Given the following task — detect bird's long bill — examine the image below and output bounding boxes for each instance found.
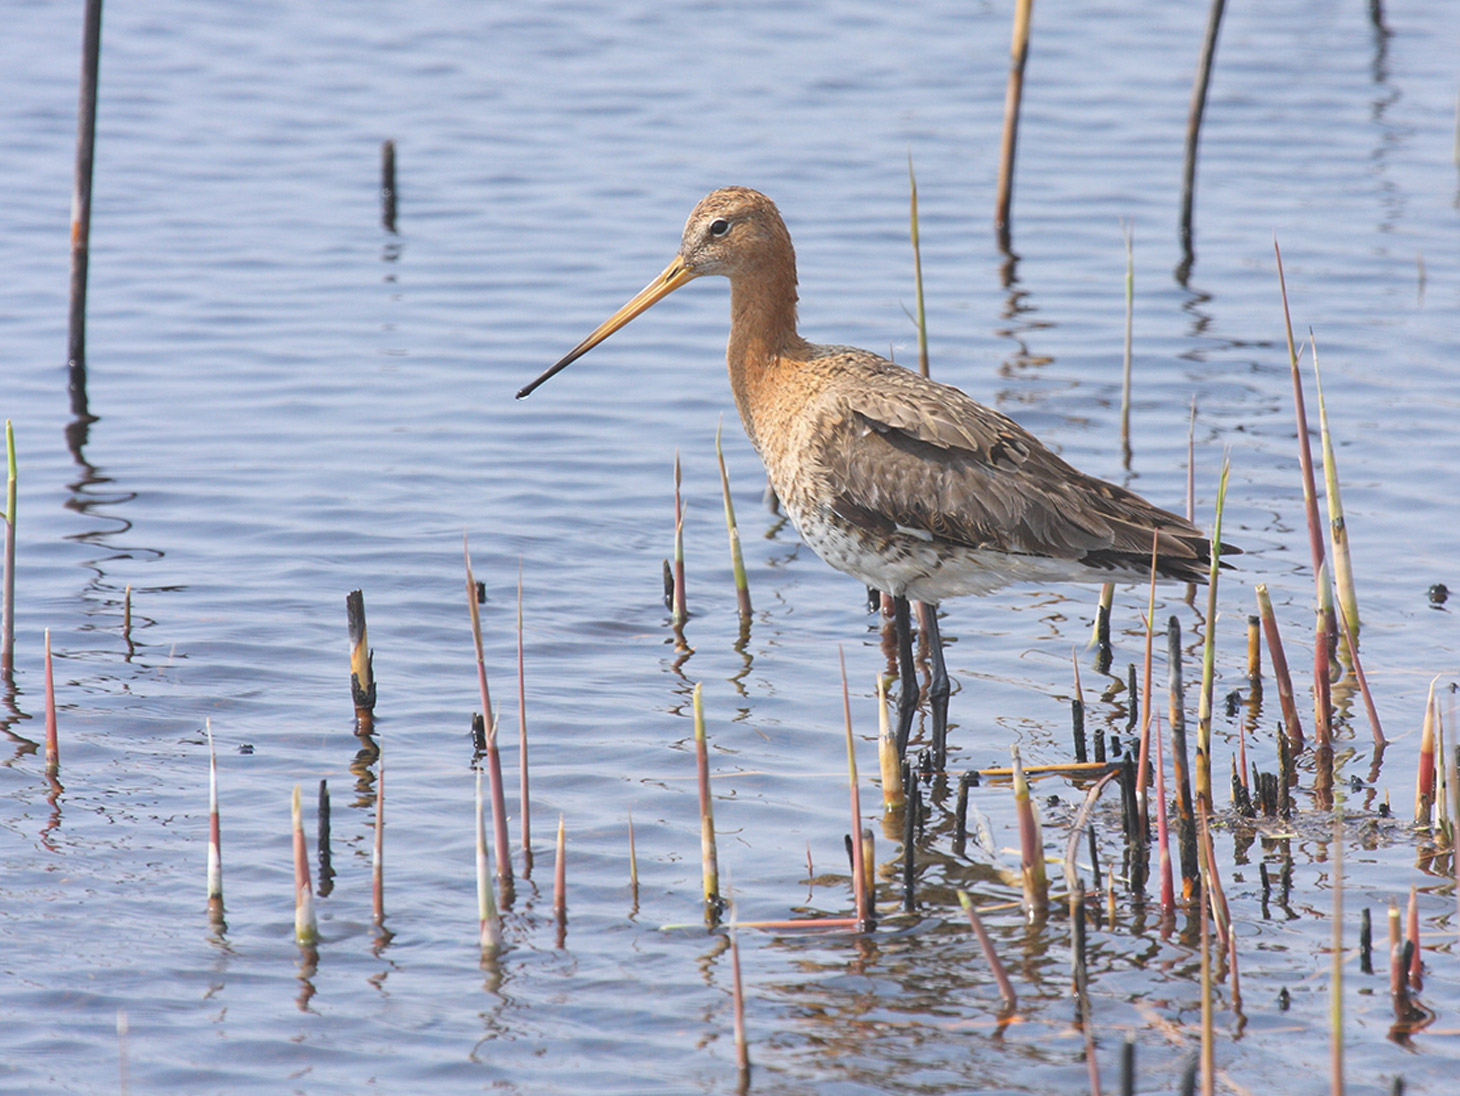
[516,256,699,399]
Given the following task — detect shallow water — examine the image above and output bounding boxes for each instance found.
[2,1,1459,1093]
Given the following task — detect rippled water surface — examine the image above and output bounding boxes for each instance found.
[3,1,1459,1093]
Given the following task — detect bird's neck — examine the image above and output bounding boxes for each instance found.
[725,264,805,454]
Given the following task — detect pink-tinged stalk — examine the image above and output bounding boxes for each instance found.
[292,785,318,947]
[1274,242,1335,735]
[44,629,59,775]
[1154,712,1174,917]
[206,719,223,916]
[1416,679,1437,827]
[465,538,512,888]
[958,891,1017,1013]
[476,770,502,956]
[1335,599,1384,747]
[1255,584,1305,751]
[839,650,869,929]
[464,539,495,730]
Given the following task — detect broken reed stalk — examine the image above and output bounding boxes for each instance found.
[1246,614,1261,688]
[958,891,1017,1013]
[1312,339,1360,639]
[1330,810,1344,1096]
[1120,220,1134,467]
[1275,243,1335,738]
[345,589,375,733]
[693,683,722,923]
[1254,584,1305,749]
[1168,617,1200,899]
[516,565,531,867]
[2,420,14,674]
[317,779,333,898]
[44,629,59,777]
[715,421,753,619]
[476,770,502,956]
[67,0,104,414]
[1011,746,1048,921]
[380,139,397,233]
[205,719,223,922]
[839,650,870,930]
[464,540,512,887]
[994,0,1034,250]
[672,452,687,631]
[1089,582,1114,668]
[876,675,904,811]
[1071,649,1088,762]
[729,922,750,1082]
[1416,678,1437,827]
[1179,0,1227,259]
[292,784,318,948]
[553,813,567,943]
[372,750,385,925]
[908,154,930,378]
[1194,456,1231,814]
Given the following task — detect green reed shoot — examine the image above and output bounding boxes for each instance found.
[693,683,721,923]
[908,154,929,378]
[715,420,753,619]
[1195,456,1230,813]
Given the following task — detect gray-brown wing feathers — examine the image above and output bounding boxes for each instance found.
[819,355,1216,581]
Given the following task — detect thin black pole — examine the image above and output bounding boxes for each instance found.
[67,0,105,420]
[1178,0,1227,267]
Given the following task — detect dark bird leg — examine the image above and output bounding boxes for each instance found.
[917,600,949,769]
[892,595,918,757]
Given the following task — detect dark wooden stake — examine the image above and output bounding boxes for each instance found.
[67,0,105,419]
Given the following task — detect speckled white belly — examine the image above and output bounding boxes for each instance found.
[785,500,1136,604]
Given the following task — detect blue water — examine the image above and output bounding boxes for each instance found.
[2,1,1458,1092]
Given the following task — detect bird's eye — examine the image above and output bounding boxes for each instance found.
[708,218,730,237]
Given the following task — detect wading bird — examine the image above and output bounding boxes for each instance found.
[518,187,1226,762]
